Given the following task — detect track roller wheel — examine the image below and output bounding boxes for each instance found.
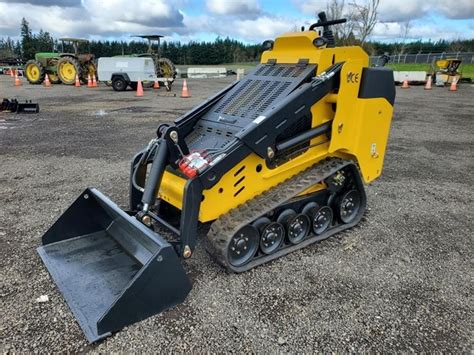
[253,217,284,254]
[303,202,332,235]
[312,206,333,234]
[278,209,310,245]
[227,225,259,267]
[337,189,362,224]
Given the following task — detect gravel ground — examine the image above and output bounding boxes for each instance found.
[0,76,473,352]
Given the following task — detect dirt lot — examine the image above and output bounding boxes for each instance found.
[0,76,473,352]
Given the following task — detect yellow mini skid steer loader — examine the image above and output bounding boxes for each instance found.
[37,12,395,342]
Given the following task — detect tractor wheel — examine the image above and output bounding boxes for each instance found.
[57,56,82,85]
[48,72,62,84]
[157,57,176,79]
[82,61,97,83]
[24,60,45,84]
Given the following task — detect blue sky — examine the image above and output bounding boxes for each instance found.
[0,0,473,44]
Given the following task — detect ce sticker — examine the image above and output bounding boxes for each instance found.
[347,72,359,83]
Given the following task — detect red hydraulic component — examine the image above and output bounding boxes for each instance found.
[179,151,211,178]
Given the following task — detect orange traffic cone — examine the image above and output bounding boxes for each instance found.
[10,69,14,78]
[449,78,458,92]
[14,72,22,86]
[44,73,51,88]
[180,79,190,98]
[424,75,432,90]
[75,74,81,87]
[136,79,144,97]
[92,74,98,87]
[153,80,160,89]
[401,79,409,89]
[87,74,93,88]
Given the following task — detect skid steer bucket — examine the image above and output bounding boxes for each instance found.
[37,188,191,342]
[16,102,39,114]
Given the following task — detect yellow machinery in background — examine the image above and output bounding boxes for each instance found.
[432,58,463,86]
[37,12,395,342]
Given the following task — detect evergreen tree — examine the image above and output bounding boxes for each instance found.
[5,18,474,63]
[20,18,36,60]
[36,30,54,52]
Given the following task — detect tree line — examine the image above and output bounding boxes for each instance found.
[1,18,473,65]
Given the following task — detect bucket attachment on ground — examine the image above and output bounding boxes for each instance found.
[17,101,39,113]
[37,188,192,342]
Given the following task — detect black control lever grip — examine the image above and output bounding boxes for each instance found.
[309,18,347,30]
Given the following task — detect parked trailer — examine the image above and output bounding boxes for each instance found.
[98,57,173,91]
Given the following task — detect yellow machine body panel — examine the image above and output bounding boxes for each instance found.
[159,30,393,222]
[328,60,393,181]
[160,149,331,222]
[261,31,368,76]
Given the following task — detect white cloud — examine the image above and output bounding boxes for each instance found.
[0,2,90,37]
[372,21,471,41]
[294,0,474,21]
[0,0,185,40]
[0,0,472,43]
[7,0,80,6]
[377,1,431,22]
[83,0,184,27]
[435,0,474,19]
[293,0,474,41]
[292,0,329,16]
[206,0,260,15]
[234,16,294,40]
[378,0,474,21]
[183,12,295,42]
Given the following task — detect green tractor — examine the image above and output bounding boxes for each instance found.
[24,38,96,85]
[133,35,177,85]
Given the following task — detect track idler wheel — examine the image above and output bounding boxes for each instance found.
[253,217,285,254]
[277,209,310,245]
[227,225,259,267]
[337,189,361,224]
[303,202,333,235]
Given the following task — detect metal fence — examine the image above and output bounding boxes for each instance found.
[369,52,474,65]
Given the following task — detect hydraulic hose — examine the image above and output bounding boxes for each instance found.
[141,139,169,212]
[131,144,158,193]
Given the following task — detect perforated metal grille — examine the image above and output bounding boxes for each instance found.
[186,63,316,151]
[253,64,307,78]
[185,123,235,149]
[203,63,316,127]
[214,80,291,120]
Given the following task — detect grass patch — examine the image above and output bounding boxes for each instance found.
[388,63,474,79]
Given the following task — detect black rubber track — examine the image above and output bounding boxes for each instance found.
[205,157,367,273]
